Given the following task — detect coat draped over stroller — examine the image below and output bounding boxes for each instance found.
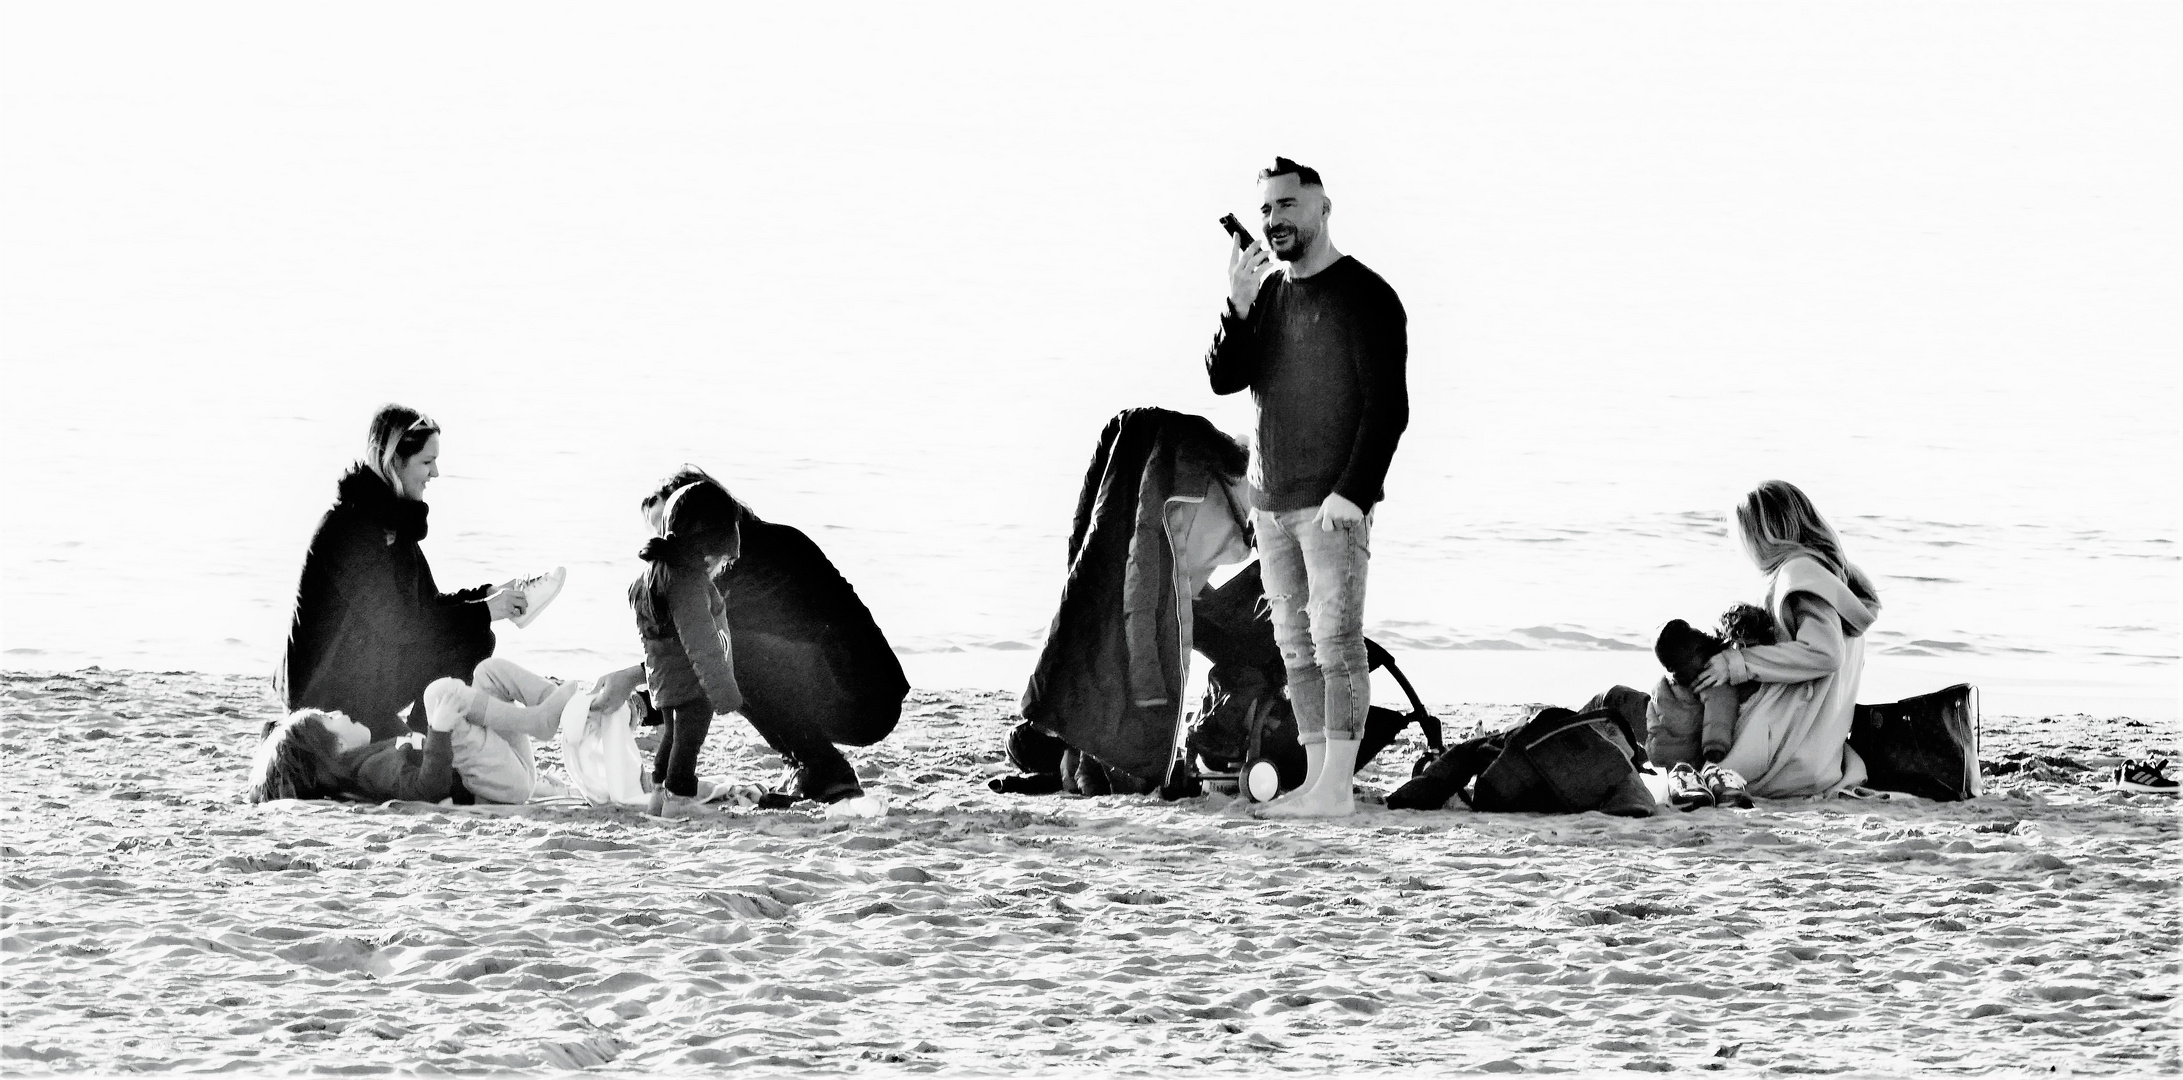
[1019,408,1252,785]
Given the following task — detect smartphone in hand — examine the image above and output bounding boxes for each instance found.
[1219,214,1258,250]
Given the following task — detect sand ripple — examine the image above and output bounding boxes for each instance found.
[2,669,2177,1075]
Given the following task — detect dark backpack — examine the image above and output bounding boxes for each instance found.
[1392,706,1654,817]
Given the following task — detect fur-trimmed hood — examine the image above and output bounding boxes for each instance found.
[334,464,429,544]
[278,465,492,741]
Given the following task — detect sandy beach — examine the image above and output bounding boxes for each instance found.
[2,667,2175,1076]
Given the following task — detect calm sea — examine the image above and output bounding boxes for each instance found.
[3,5,2174,719]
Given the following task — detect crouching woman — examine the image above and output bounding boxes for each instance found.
[1649,480,1882,802]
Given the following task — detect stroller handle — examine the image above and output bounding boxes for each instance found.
[1365,637,1442,754]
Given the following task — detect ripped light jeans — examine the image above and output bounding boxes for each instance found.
[1253,506,1372,745]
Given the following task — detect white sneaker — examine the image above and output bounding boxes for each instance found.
[508,567,565,629]
[1701,762,1754,809]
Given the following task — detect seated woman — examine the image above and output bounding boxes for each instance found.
[248,657,578,804]
[1649,480,1882,806]
[277,405,539,741]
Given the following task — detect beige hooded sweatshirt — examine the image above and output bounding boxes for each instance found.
[1718,555,1881,797]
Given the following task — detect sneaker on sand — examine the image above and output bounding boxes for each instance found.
[508,567,565,630]
[2116,758,2180,794]
[1701,762,1755,809]
[1666,762,1714,811]
[646,788,707,819]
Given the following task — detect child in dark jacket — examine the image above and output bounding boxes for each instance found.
[629,476,753,818]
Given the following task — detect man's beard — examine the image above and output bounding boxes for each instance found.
[1268,221,1315,261]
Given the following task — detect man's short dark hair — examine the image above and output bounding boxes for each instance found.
[1258,156,1323,188]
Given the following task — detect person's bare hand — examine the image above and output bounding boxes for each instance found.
[485,587,527,622]
[1227,240,1270,316]
[1692,652,1735,692]
[1314,493,1365,532]
[588,666,645,722]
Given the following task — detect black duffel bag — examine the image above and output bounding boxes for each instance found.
[1851,683,1981,801]
[1391,705,1655,818]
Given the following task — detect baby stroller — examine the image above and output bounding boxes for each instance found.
[1011,405,1441,801]
[1174,562,1443,801]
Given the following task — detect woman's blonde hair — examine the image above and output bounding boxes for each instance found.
[364,404,441,499]
[1733,480,1879,604]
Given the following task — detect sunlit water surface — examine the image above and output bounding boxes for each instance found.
[3,5,2174,718]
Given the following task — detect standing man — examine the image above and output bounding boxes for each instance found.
[1206,157,1409,818]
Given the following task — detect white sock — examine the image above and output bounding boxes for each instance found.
[421,678,473,732]
[1264,739,1327,804]
[1319,737,1362,791]
[471,685,569,741]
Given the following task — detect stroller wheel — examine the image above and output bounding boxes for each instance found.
[1243,758,1282,803]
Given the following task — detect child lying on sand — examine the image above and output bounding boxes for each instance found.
[248,658,576,804]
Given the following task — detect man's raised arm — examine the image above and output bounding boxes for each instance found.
[1206,240,1271,395]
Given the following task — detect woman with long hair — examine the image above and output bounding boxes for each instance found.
[1648,480,1882,804]
[277,404,538,741]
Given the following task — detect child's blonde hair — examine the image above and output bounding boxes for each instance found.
[247,709,348,803]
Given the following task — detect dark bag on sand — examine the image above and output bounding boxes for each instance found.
[1851,684,1981,801]
[1390,706,1654,817]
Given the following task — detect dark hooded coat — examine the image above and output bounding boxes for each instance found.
[1019,408,1248,783]
[277,466,496,741]
[719,518,908,749]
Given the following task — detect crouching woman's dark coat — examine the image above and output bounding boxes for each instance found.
[277,466,496,741]
[720,517,908,749]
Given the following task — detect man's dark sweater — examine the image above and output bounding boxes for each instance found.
[1204,255,1409,512]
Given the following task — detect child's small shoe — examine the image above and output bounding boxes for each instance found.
[823,793,887,819]
[647,787,706,819]
[1700,762,1754,809]
[507,567,565,630]
[422,678,473,732]
[1666,762,1714,811]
